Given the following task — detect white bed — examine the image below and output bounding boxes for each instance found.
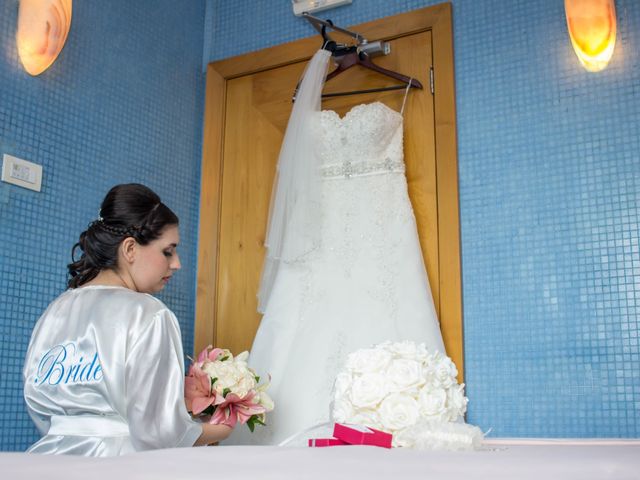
[2,439,639,480]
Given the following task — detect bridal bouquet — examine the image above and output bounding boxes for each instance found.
[332,341,482,449]
[184,346,274,431]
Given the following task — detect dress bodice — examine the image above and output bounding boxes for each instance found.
[317,102,405,179]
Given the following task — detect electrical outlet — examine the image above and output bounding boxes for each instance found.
[1,154,43,192]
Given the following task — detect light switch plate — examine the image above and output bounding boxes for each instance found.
[1,154,43,192]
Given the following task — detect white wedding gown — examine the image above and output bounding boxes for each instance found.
[227,98,445,446]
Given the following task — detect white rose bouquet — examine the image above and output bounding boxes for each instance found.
[333,341,482,449]
[185,346,274,431]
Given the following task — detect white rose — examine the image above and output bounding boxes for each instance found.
[232,373,257,398]
[346,348,392,374]
[350,409,383,430]
[333,372,352,400]
[421,364,436,385]
[446,384,468,420]
[386,359,425,392]
[415,343,430,360]
[349,372,388,408]
[378,393,420,431]
[202,361,239,390]
[418,385,448,420]
[332,398,355,423]
[203,361,256,396]
[432,355,458,389]
[232,358,251,374]
[232,360,257,385]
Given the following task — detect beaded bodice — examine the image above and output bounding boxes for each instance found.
[318,102,405,179]
[313,99,416,288]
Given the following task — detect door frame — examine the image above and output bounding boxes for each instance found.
[194,2,464,377]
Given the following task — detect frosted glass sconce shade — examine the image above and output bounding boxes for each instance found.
[565,0,616,72]
[16,0,72,76]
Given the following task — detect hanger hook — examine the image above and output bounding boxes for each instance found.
[321,23,328,41]
[321,21,333,43]
[321,22,337,52]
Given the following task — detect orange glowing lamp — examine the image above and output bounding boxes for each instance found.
[16,0,72,76]
[565,0,616,72]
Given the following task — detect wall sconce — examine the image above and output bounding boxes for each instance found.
[292,0,352,17]
[16,0,72,76]
[565,0,616,72]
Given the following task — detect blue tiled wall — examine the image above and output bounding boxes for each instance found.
[205,0,640,437]
[2,0,638,453]
[0,0,206,450]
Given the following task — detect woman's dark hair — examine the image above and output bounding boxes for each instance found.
[67,183,179,288]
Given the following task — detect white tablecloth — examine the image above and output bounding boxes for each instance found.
[2,439,639,480]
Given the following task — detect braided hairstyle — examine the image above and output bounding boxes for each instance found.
[67,184,179,288]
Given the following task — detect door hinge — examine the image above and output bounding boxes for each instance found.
[429,66,434,95]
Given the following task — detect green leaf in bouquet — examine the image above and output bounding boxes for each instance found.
[202,405,215,416]
[220,356,229,361]
[247,414,266,432]
[246,414,266,432]
[222,388,231,397]
[247,418,256,432]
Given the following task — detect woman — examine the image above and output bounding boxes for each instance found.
[23,183,231,456]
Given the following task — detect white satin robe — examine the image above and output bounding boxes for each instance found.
[23,285,202,456]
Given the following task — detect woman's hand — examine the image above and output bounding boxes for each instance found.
[194,423,233,446]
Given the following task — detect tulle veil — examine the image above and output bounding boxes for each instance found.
[257,49,331,313]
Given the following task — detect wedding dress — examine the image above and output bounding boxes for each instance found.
[227,50,445,446]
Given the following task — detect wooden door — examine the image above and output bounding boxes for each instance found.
[195,4,463,378]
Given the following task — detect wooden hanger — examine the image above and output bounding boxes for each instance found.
[323,49,423,98]
[292,15,422,100]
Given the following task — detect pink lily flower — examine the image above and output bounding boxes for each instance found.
[209,391,267,428]
[195,345,225,366]
[184,364,218,415]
